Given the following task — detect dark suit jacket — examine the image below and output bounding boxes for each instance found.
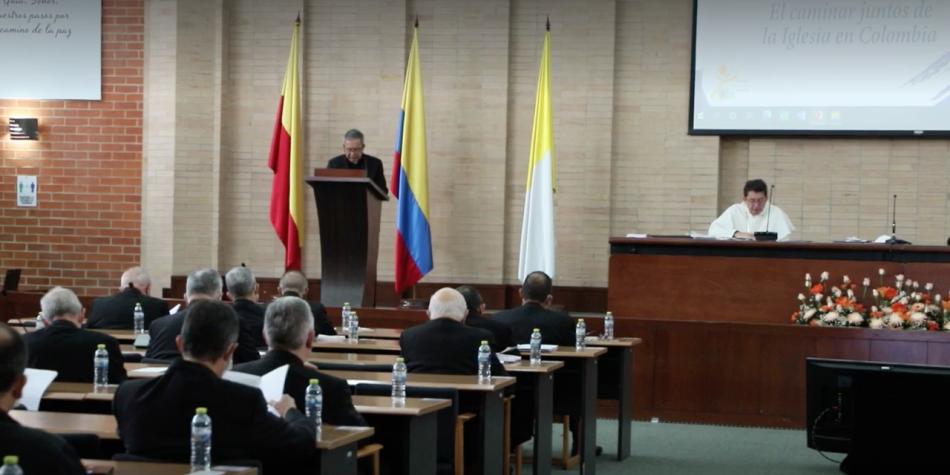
[231,299,265,364]
[327,154,388,195]
[23,320,126,383]
[399,318,508,377]
[113,359,317,472]
[266,291,336,336]
[491,302,576,346]
[0,410,87,475]
[233,349,365,427]
[144,310,186,361]
[466,312,515,353]
[87,287,169,329]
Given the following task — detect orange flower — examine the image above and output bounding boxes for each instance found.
[877,287,898,300]
[892,303,908,314]
[820,305,832,312]
[942,299,950,311]
[835,297,851,307]
[810,283,824,295]
[853,303,866,313]
[871,310,883,318]
[790,311,800,323]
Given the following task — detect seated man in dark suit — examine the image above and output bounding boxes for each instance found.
[272,270,336,336]
[23,287,126,383]
[0,322,87,475]
[234,296,365,427]
[224,265,266,362]
[87,266,169,329]
[456,285,514,353]
[114,300,317,472]
[400,288,507,377]
[492,271,583,453]
[146,268,225,361]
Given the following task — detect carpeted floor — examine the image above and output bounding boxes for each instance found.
[525,419,842,475]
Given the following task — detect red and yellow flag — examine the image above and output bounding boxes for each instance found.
[268,18,304,270]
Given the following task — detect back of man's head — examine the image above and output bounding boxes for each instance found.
[743,179,768,197]
[40,286,82,321]
[185,268,222,302]
[0,322,27,395]
[278,270,308,297]
[522,271,553,303]
[456,285,484,316]
[120,266,151,291]
[264,296,314,351]
[428,288,467,322]
[225,266,256,300]
[181,300,239,361]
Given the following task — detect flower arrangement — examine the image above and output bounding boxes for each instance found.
[791,269,950,331]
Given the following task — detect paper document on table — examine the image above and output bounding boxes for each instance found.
[129,366,167,377]
[515,344,557,352]
[21,368,57,411]
[133,334,150,348]
[625,233,647,238]
[317,334,346,342]
[497,354,522,364]
[168,304,181,315]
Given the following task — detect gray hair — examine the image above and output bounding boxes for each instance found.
[120,267,151,290]
[427,288,467,322]
[344,128,364,143]
[40,286,82,320]
[185,268,222,300]
[225,266,256,299]
[264,296,314,351]
[278,270,308,296]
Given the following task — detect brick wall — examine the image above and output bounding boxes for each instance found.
[0,0,144,296]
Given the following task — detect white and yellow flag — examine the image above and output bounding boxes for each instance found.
[518,24,556,280]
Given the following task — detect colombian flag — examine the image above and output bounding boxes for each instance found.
[391,23,433,293]
[268,18,304,270]
[518,22,556,280]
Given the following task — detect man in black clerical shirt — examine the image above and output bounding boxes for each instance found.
[269,270,335,336]
[456,285,514,353]
[326,128,388,194]
[0,322,87,475]
[87,266,169,329]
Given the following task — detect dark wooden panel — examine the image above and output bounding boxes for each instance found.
[815,337,870,361]
[927,342,950,365]
[869,340,929,364]
[758,333,816,424]
[617,319,655,413]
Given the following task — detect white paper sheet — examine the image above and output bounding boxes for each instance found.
[168,304,181,315]
[316,334,346,342]
[222,370,262,388]
[129,367,168,377]
[21,368,58,411]
[496,354,523,364]
[259,364,289,405]
[133,334,150,348]
[515,344,558,352]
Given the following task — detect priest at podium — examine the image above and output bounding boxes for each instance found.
[326,128,388,194]
[708,179,794,241]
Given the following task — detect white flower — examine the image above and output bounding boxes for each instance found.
[798,293,806,301]
[847,289,855,299]
[814,294,823,303]
[925,283,933,292]
[832,287,842,297]
[822,312,840,323]
[821,271,830,281]
[803,308,817,321]
[835,305,844,312]
[909,312,927,325]
[896,274,905,281]
[871,306,879,312]
[900,297,909,305]
[869,318,885,329]
[863,277,871,287]
[847,312,864,325]
[843,275,851,284]
[935,294,942,303]
[879,268,885,276]
[886,315,904,329]
[944,321,950,331]
[805,273,812,281]
[913,281,920,289]
[896,281,903,289]
[873,289,879,298]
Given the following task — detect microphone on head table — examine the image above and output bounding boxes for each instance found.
[885,194,910,244]
[754,184,778,241]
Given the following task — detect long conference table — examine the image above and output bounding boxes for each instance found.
[608,237,950,427]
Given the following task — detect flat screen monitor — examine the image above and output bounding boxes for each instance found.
[806,357,950,469]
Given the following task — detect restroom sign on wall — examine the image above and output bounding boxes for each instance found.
[17,175,37,208]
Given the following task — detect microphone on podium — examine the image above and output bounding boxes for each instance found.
[754,184,778,241]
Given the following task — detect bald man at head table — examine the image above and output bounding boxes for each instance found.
[0,322,87,475]
[326,128,389,194]
[708,178,794,241]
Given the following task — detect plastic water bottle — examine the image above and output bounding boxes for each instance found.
[35,311,46,330]
[347,311,360,343]
[604,311,615,340]
[477,340,492,381]
[305,378,323,434]
[191,407,212,471]
[0,456,23,475]
[391,357,407,401]
[341,302,352,331]
[93,344,109,389]
[530,328,543,365]
[575,319,587,351]
[133,302,145,334]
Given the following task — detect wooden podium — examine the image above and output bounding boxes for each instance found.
[306,169,388,307]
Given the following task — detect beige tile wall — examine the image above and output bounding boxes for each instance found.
[142,0,950,291]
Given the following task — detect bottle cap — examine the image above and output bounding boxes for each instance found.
[577,319,585,324]
[481,340,489,345]
[533,328,540,332]
[195,407,208,415]
[309,378,319,385]
[3,456,17,465]
[135,303,142,308]
[97,343,106,349]
[396,357,405,362]
[606,311,612,316]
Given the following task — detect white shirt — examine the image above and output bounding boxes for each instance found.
[707,202,794,241]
